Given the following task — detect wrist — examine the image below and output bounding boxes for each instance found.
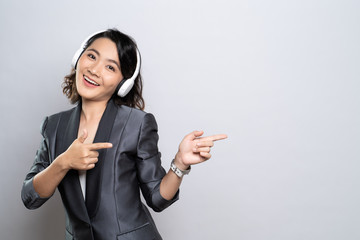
[170,159,191,178]
[54,153,70,171]
[174,152,190,171]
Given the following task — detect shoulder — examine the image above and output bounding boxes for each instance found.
[118,104,147,117]
[47,107,74,122]
[116,105,158,129]
[40,106,77,136]
[117,105,155,120]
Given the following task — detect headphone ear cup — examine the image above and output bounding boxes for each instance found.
[117,79,135,97]
[116,49,140,97]
[72,48,83,69]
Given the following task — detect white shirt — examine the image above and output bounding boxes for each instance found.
[78,170,86,200]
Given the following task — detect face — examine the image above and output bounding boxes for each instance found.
[75,37,123,103]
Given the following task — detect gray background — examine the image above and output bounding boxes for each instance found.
[1,0,359,239]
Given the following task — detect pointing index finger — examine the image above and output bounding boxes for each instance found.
[199,134,228,142]
[88,142,113,150]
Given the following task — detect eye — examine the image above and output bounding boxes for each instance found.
[107,65,116,72]
[87,53,96,60]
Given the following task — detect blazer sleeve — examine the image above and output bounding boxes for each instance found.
[21,117,52,209]
[136,113,179,212]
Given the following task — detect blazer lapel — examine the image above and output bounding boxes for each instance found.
[85,99,118,218]
[56,102,91,224]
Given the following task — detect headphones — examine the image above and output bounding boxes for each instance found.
[71,30,141,97]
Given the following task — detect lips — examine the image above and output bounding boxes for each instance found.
[83,75,100,86]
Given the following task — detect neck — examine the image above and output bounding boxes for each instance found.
[81,98,109,122]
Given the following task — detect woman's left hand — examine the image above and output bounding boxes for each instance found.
[174,131,227,170]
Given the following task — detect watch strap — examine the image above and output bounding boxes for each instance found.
[170,159,191,178]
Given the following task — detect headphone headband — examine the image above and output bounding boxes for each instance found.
[71,30,105,69]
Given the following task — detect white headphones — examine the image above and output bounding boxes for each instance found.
[71,30,141,97]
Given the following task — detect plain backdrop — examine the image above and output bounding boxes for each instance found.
[0,0,359,239]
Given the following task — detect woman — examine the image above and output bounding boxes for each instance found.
[21,28,227,240]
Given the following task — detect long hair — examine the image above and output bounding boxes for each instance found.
[62,28,145,110]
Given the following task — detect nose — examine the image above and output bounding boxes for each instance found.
[88,62,101,77]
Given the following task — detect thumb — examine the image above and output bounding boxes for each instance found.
[78,129,88,143]
[188,130,204,140]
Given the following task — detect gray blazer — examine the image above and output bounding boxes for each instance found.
[21,99,179,240]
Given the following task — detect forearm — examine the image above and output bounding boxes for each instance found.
[159,153,189,200]
[33,154,69,198]
[160,169,183,200]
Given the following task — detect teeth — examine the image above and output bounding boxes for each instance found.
[84,76,100,86]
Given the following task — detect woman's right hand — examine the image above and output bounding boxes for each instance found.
[59,129,113,170]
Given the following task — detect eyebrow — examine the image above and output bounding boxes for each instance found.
[87,48,121,70]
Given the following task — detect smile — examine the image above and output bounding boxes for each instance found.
[84,75,100,86]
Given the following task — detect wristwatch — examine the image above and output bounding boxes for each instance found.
[170,159,191,178]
